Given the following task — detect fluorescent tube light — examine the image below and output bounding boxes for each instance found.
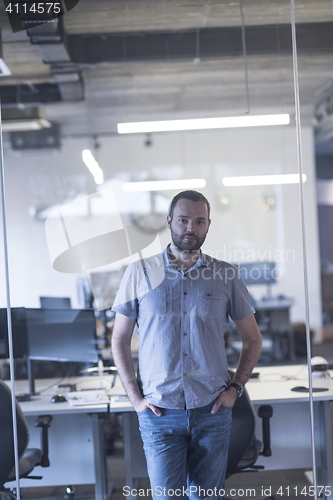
[122,179,206,192]
[2,118,52,132]
[222,173,307,187]
[0,58,11,77]
[117,114,290,134]
[82,150,104,185]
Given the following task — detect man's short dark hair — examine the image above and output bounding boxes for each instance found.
[168,190,211,220]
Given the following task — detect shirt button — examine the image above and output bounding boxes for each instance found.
[183,332,188,336]
[183,311,187,315]
[183,353,187,356]
[184,292,187,295]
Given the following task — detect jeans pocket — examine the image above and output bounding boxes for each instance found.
[137,408,151,414]
[218,403,233,411]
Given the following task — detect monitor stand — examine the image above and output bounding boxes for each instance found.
[27,357,39,396]
[261,284,273,301]
[15,358,39,401]
[264,283,272,299]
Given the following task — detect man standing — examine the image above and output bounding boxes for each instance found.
[112,190,262,499]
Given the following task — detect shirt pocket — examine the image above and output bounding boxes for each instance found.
[155,286,173,317]
[197,290,228,319]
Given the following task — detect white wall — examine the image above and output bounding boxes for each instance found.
[1,123,322,339]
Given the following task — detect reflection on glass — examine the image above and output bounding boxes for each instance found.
[0,0,329,498]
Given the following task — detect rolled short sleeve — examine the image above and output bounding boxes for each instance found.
[226,265,255,321]
[111,259,151,319]
[111,265,138,318]
[112,300,138,319]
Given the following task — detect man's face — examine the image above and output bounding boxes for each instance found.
[167,198,211,253]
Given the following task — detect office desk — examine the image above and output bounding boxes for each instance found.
[246,365,333,491]
[110,365,333,496]
[8,376,115,500]
[9,366,333,499]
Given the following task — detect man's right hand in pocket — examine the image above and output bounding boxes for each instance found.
[135,397,162,416]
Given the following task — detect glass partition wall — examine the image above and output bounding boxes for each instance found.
[0,1,329,499]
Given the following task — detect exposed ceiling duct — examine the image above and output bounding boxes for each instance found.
[2,20,332,108]
[0,83,61,106]
[66,22,333,64]
[50,64,83,101]
[26,18,83,102]
[2,1,333,138]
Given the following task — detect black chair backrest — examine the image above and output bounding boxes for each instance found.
[0,380,29,487]
[226,386,256,477]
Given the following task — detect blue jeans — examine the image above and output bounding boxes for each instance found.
[137,400,232,500]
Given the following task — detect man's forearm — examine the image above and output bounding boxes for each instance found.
[233,315,262,387]
[112,337,144,409]
[112,314,162,416]
[233,336,262,386]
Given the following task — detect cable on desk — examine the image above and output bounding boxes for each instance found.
[38,376,70,394]
[282,365,307,380]
[38,364,82,394]
[73,374,116,391]
[258,365,307,381]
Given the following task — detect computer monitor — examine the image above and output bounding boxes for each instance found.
[0,307,28,359]
[40,296,72,309]
[236,261,276,286]
[26,308,99,363]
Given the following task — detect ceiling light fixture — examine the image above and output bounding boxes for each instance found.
[82,150,104,185]
[2,118,52,132]
[117,114,290,134]
[1,107,52,132]
[0,58,11,77]
[222,173,307,187]
[122,179,206,192]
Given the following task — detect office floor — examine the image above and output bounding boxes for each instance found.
[17,423,322,500]
[18,450,313,500]
[14,341,333,500]
[17,462,314,500]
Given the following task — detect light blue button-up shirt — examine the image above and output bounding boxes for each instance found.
[112,246,255,409]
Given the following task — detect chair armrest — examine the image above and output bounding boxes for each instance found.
[258,405,273,457]
[34,415,53,467]
[34,415,52,428]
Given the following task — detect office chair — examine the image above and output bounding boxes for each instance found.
[225,384,274,498]
[0,380,52,500]
[226,387,273,475]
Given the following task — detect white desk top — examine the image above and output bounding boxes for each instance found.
[7,373,124,415]
[108,365,333,411]
[246,364,333,404]
[7,364,333,414]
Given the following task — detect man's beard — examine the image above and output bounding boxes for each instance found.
[170,230,206,253]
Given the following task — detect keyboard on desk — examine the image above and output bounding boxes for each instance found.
[15,393,32,402]
[66,389,110,406]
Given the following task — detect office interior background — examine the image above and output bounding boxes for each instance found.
[1,0,333,498]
